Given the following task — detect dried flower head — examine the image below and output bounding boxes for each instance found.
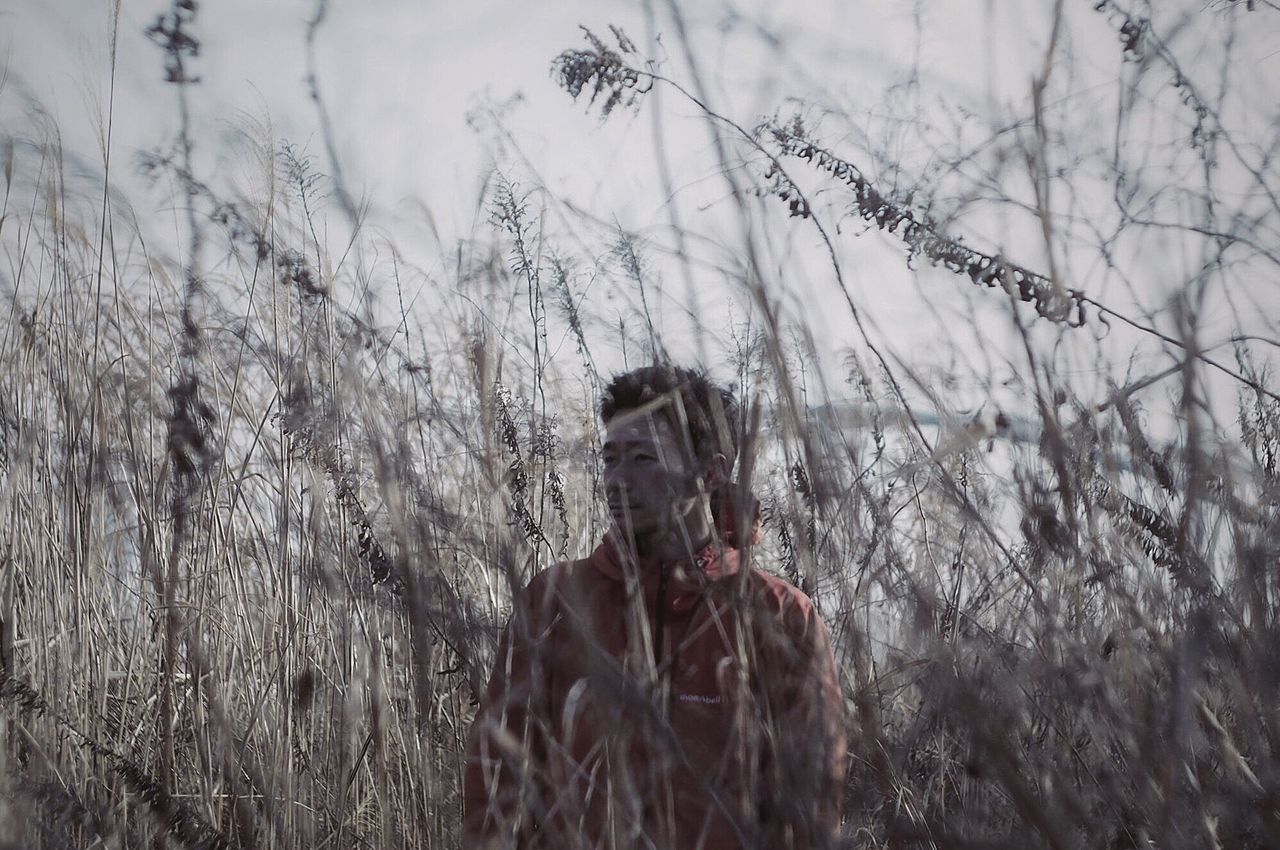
[764,117,1086,326]
[552,26,651,118]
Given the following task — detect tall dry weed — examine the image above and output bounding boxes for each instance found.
[1,3,1278,849]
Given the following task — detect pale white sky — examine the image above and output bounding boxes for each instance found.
[4,1,1279,421]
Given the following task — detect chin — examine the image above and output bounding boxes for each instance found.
[611,517,657,538]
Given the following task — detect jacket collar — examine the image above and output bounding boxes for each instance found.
[588,531,743,585]
[586,487,764,605]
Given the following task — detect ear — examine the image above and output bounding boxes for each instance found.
[702,452,731,488]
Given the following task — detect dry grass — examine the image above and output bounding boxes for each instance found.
[2,4,1280,849]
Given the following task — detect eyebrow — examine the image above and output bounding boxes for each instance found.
[601,437,658,450]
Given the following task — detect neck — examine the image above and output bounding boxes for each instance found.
[626,511,716,565]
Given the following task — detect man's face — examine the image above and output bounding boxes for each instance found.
[602,408,703,542]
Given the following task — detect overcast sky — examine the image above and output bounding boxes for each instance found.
[5,1,1279,419]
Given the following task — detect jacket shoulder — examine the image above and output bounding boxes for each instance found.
[746,567,825,638]
[524,557,597,594]
[517,557,602,612]
[747,566,815,610]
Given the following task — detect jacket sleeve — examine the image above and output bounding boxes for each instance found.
[462,580,552,849]
[807,610,848,842]
[758,598,847,848]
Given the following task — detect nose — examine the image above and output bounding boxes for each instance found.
[604,465,631,504]
[605,470,625,499]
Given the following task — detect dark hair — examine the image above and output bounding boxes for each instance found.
[600,365,739,467]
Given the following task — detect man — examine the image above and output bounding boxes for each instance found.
[464,365,845,849]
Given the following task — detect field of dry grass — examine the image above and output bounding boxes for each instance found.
[3,3,1279,849]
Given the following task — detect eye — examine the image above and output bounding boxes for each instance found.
[635,453,656,463]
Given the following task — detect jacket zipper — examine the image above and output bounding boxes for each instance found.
[650,562,675,850]
[653,561,670,676]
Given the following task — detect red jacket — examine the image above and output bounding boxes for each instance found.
[463,535,846,849]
